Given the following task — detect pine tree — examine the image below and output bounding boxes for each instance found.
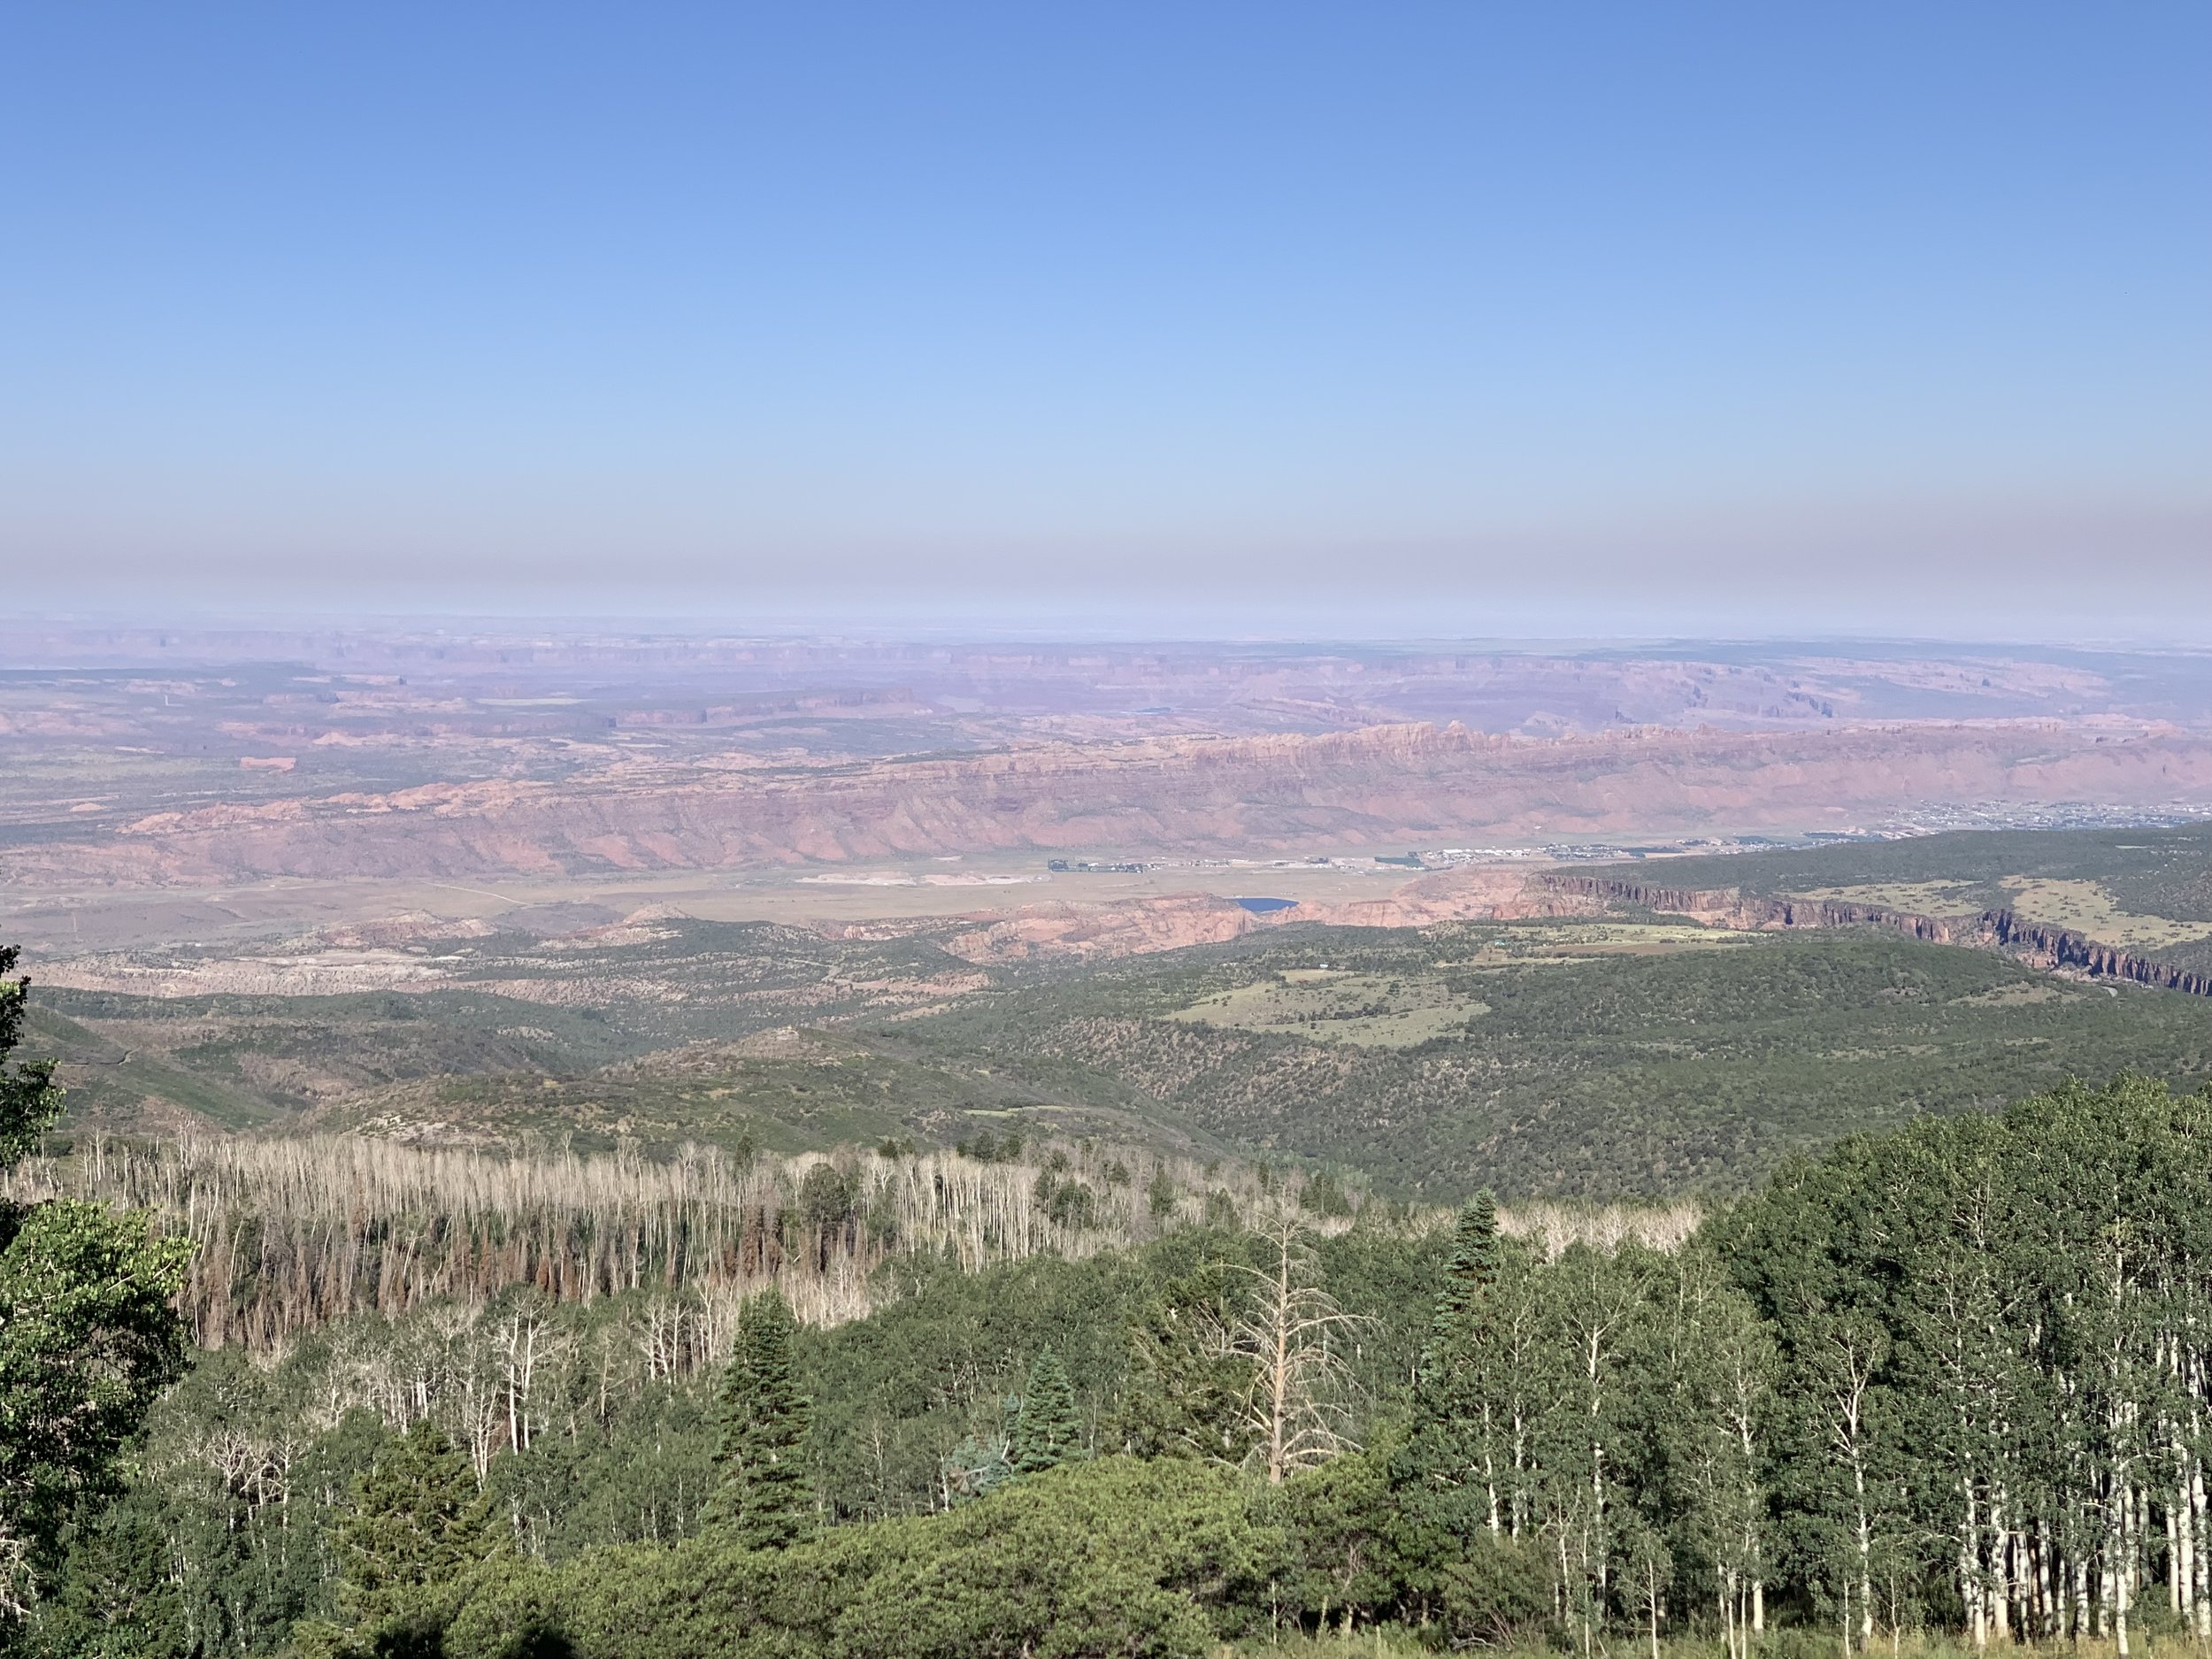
[1147,1165,1179,1223]
[711,1287,814,1548]
[1109,1262,1261,1465]
[1396,1191,1517,1586]
[1010,1348,1083,1474]
[331,1418,504,1632]
[1416,1190,1500,1394]
[1438,1191,1501,1325]
[40,1499,189,1659]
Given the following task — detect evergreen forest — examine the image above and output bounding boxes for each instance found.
[12,922,2212,1656]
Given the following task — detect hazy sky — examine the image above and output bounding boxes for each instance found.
[4,3,2207,636]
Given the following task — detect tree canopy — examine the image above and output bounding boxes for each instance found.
[710,1287,813,1549]
[0,949,190,1622]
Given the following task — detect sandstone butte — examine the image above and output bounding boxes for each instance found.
[11,719,2212,887]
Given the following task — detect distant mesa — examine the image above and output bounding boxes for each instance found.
[1234,896,1299,914]
[16,719,2212,891]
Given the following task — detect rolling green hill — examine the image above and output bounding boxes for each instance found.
[885,921,2212,1197]
[19,823,2212,1198]
[27,987,644,1132]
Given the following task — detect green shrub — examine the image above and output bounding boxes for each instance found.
[449,1456,1286,1659]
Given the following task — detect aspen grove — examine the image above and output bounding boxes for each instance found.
[21,1074,2212,1656]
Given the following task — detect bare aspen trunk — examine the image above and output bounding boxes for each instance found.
[1482,1405,1501,1536]
[1510,1398,1528,1537]
[2116,1477,2134,1659]
[2184,1462,2201,1629]
[1962,1481,1987,1651]
[2174,1489,2187,1617]
[2193,1457,2210,1640]
[2035,1533,2052,1639]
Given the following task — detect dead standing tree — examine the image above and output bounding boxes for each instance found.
[1233,1215,1371,1484]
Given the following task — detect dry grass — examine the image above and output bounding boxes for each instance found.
[2001,879,2212,950]
[1795,880,1989,913]
[1167,972,1482,1048]
[1498,1196,1704,1258]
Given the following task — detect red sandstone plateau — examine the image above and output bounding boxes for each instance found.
[7,719,2211,889]
[804,866,1595,965]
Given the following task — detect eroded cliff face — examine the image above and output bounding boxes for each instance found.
[922,865,1601,964]
[10,719,2212,887]
[934,894,1268,964]
[1540,876,2212,1000]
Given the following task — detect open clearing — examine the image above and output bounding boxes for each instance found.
[2001,879,2212,949]
[1793,880,1990,912]
[1460,920,1755,958]
[1167,922,1755,1047]
[1167,972,1484,1048]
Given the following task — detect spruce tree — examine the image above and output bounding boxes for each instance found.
[1417,1190,1499,1390]
[1439,1190,1501,1322]
[712,1287,814,1548]
[42,1500,189,1659]
[331,1418,504,1632]
[1395,1190,1510,1582]
[1010,1348,1083,1474]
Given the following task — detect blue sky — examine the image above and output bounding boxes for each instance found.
[3,3,2207,635]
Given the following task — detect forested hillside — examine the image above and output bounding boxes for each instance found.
[892,926,2212,1194]
[31,818,2212,1204]
[1650,819,2212,918]
[42,917,2212,1201]
[12,826,2212,1654]
[23,1073,2212,1658]
[1,1133,1394,1345]
[1644,820,2212,974]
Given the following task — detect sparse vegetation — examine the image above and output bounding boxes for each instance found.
[1650,820,2212,972]
[895,926,2212,1196]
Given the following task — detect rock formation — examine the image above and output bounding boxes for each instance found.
[1540,874,2212,1000]
[9,719,2212,888]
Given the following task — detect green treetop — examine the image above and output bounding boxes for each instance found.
[0,953,59,1166]
[1439,1191,1500,1318]
[1010,1348,1084,1474]
[327,1418,505,1641]
[1415,1190,1499,1393]
[0,947,191,1617]
[711,1287,814,1548]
